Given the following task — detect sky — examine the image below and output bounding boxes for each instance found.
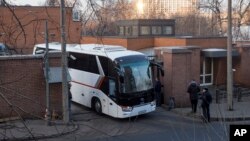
[7,0,89,6]
[7,0,98,9]
[8,0,44,6]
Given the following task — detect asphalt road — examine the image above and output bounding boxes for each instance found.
[43,103,250,141]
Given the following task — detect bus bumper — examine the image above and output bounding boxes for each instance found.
[117,101,156,118]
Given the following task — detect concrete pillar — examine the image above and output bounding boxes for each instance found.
[155,46,201,107]
[187,47,201,84]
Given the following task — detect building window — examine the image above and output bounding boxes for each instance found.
[132,26,138,36]
[72,11,80,21]
[125,26,132,36]
[152,26,162,35]
[140,26,150,35]
[163,26,173,35]
[200,57,213,86]
[119,26,124,35]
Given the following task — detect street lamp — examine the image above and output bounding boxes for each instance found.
[60,0,69,123]
[227,0,233,111]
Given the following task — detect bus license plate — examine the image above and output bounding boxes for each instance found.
[138,110,146,115]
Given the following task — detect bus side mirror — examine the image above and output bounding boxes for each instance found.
[150,61,164,77]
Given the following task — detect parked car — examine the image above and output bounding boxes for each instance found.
[0,43,10,56]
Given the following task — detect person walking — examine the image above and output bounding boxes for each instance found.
[187,80,200,113]
[68,83,72,121]
[200,88,212,122]
[154,77,162,107]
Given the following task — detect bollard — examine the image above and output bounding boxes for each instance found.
[44,108,51,126]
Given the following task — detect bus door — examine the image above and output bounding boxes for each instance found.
[108,79,118,116]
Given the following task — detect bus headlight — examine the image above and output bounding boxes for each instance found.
[121,106,133,112]
[150,100,156,106]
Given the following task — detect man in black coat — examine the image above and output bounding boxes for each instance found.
[187,81,200,113]
[154,78,162,107]
[201,88,212,122]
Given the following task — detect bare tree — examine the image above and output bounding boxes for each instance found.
[44,0,76,7]
[232,0,250,41]
[45,0,60,6]
[171,12,219,37]
[0,0,81,54]
[82,0,134,36]
[199,0,226,36]
[0,0,28,53]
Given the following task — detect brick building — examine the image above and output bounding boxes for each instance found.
[0,6,81,54]
[81,19,250,107]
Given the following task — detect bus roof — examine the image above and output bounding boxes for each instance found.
[34,43,144,60]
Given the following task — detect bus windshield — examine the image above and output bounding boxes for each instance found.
[116,55,153,93]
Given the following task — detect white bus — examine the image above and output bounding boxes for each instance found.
[33,42,156,118]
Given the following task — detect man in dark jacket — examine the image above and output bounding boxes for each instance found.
[154,78,162,107]
[68,83,72,120]
[201,88,212,122]
[187,81,200,113]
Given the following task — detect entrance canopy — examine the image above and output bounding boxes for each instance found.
[201,48,239,58]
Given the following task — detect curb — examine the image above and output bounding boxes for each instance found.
[161,104,250,122]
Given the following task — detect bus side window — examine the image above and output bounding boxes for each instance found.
[88,55,99,74]
[99,56,109,76]
[68,53,99,74]
[68,53,77,68]
[99,56,115,77]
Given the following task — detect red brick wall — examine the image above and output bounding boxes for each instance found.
[0,55,62,119]
[154,37,186,47]
[212,47,250,87]
[81,36,227,51]
[154,37,227,49]
[81,36,154,51]
[0,6,81,54]
[162,53,172,104]
[188,47,201,83]
[235,47,250,87]
[127,38,154,50]
[81,36,128,47]
[186,38,227,49]
[163,51,192,107]
[154,47,201,107]
[213,58,227,85]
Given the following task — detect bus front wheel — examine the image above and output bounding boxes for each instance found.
[94,99,102,114]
